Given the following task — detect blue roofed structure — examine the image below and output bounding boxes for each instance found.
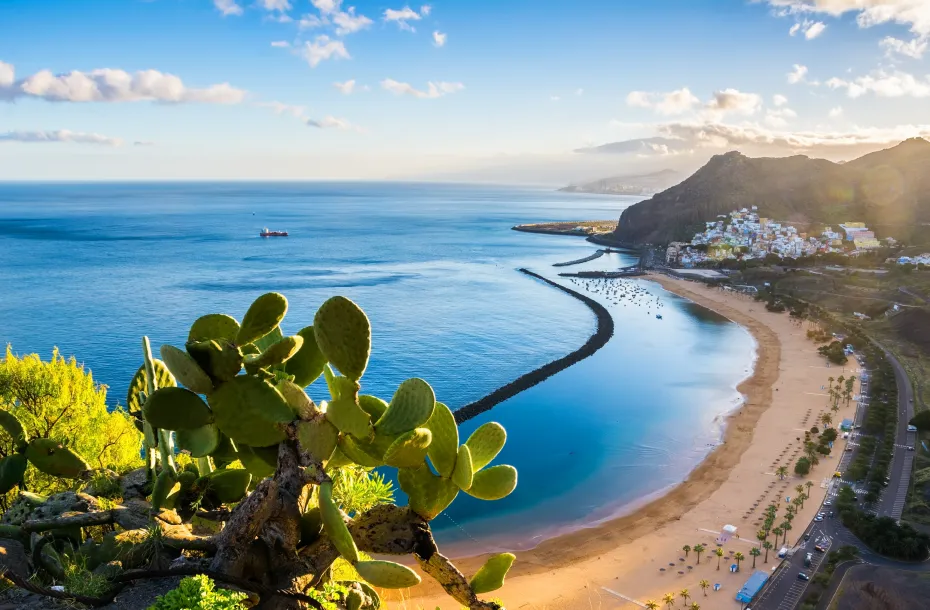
[735,570,769,603]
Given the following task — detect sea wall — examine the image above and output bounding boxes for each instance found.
[454,268,615,423]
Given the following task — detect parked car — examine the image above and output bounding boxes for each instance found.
[804,533,811,541]
[824,501,832,506]
[798,572,810,581]
[815,544,826,552]
[814,516,823,522]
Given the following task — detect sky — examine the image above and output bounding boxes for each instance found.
[2,0,930,182]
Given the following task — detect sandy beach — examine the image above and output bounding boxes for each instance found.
[393,273,862,609]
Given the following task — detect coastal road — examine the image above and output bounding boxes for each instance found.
[875,349,916,521]
[749,523,833,610]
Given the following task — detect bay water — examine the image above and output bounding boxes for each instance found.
[0,182,754,554]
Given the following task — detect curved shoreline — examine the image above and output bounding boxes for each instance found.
[424,274,781,585]
[453,268,614,424]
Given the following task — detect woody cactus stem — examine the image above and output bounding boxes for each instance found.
[142,336,176,477]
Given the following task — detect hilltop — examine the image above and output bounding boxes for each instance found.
[611,138,930,245]
[559,169,681,196]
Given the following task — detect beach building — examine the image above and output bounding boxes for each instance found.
[840,418,853,431]
[735,570,769,604]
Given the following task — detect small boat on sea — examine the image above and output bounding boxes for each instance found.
[260,227,288,237]
[656,314,663,319]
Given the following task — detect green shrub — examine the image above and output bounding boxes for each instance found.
[148,575,247,610]
[795,457,811,475]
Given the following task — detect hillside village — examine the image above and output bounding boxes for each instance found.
[665,207,888,268]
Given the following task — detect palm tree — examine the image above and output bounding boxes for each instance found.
[821,413,833,427]
[690,604,700,610]
[772,527,783,547]
[734,551,745,572]
[645,602,659,610]
[805,441,818,461]
[805,480,814,495]
[776,465,788,480]
[782,521,793,545]
[682,544,691,559]
[679,589,690,606]
[698,580,710,597]
[750,547,761,568]
[795,484,804,498]
[693,544,705,564]
[663,592,676,610]
[756,529,767,548]
[714,547,724,570]
[762,540,773,563]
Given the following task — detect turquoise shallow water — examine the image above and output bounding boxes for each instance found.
[0,182,753,552]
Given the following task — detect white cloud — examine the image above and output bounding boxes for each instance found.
[764,107,798,127]
[787,63,812,84]
[575,88,584,96]
[380,78,464,98]
[550,95,561,101]
[333,79,357,94]
[420,4,432,16]
[829,105,844,117]
[384,6,422,31]
[827,69,930,97]
[705,89,763,115]
[0,129,123,146]
[298,15,326,29]
[790,23,802,35]
[766,1,930,36]
[0,62,246,104]
[258,101,306,117]
[773,93,789,106]
[213,0,243,16]
[0,61,13,87]
[301,36,350,67]
[258,0,291,11]
[332,7,373,34]
[271,40,291,48]
[880,35,928,58]
[433,30,447,47]
[805,21,827,38]
[306,115,357,130]
[265,13,293,23]
[311,0,341,14]
[625,87,700,115]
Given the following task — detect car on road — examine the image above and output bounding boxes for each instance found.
[798,572,810,581]
[815,544,826,552]
[845,446,853,451]
[824,501,832,506]
[814,516,823,522]
[908,446,915,451]
[804,533,811,541]
[804,553,813,567]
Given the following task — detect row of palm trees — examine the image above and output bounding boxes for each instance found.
[827,374,857,412]
[645,586,707,609]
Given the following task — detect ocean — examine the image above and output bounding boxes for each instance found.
[0,182,754,553]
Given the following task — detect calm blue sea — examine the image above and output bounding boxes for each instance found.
[0,182,754,553]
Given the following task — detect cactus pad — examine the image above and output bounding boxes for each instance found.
[0,410,28,451]
[319,481,359,563]
[451,445,473,491]
[205,468,252,504]
[208,376,293,447]
[398,465,459,521]
[126,359,176,414]
[25,439,90,478]
[375,378,435,436]
[469,553,515,594]
[383,428,433,469]
[151,469,177,511]
[465,422,507,471]
[188,313,240,343]
[159,345,214,394]
[0,454,28,494]
[237,444,277,480]
[313,296,371,381]
[358,395,388,421]
[424,401,458,478]
[337,435,384,468]
[285,326,328,387]
[297,418,338,463]
[186,340,243,382]
[346,590,363,610]
[237,292,288,346]
[209,434,239,468]
[244,335,303,370]
[299,507,323,546]
[277,380,318,420]
[142,387,214,431]
[175,423,221,457]
[464,464,517,501]
[355,560,421,589]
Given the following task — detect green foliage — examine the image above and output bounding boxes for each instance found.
[0,347,143,499]
[63,554,112,599]
[332,466,394,517]
[794,457,811,476]
[818,341,848,365]
[910,409,930,431]
[148,575,247,610]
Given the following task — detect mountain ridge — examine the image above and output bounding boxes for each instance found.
[611,138,930,245]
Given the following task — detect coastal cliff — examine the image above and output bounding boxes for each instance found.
[611,138,930,245]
